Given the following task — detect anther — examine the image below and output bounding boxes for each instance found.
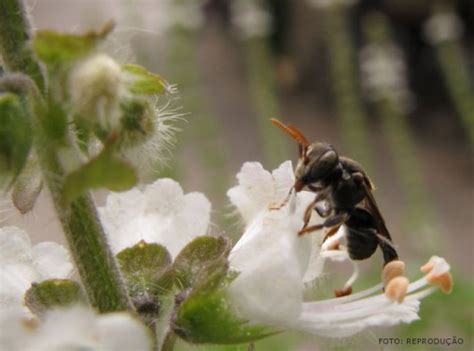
[385,276,409,303]
[382,260,405,286]
[426,272,453,294]
[334,286,352,297]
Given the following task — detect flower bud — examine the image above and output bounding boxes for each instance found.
[24,279,86,317]
[119,99,156,148]
[69,54,122,133]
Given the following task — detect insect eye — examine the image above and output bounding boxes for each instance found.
[309,150,338,180]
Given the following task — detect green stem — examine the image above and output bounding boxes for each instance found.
[435,41,474,147]
[0,0,45,91]
[0,0,132,313]
[323,5,373,172]
[35,127,132,313]
[377,98,439,251]
[244,37,289,168]
[161,332,176,351]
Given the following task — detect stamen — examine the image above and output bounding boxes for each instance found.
[420,261,433,273]
[382,260,405,286]
[335,286,352,297]
[327,239,340,251]
[385,276,409,303]
[426,272,453,294]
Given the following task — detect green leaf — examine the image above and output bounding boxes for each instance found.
[117,241,173,323]
[25,279,86,317]
[122,64,167,95]
[62,145,137,203]
[173,261,275,344]
[172,236,232,290]
[33,21,114,66]
[0,93,32,186]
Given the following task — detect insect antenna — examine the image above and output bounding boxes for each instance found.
[270,118,310,158]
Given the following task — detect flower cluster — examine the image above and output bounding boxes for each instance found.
[0,160,453,349]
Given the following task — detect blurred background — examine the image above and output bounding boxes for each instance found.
[3,0,473,349]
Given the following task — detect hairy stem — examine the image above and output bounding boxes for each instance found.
[0,0,132,313]
[0,0,45,91]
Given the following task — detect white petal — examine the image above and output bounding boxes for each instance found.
[0,264,37,313]
[30,306,98,350]
[31,242,73,280]
[297,298,419,338]
[100,178,211,258]
[227,162,274,224]
[98,313,151,350]
[229,206,312,325]
[98,188,145,234]
[0,226,32,265]
[144,178,184,216]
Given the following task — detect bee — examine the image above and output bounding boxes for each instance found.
[271,119,398,271]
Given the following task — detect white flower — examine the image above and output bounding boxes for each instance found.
[99,178,211,258]
[0,305,151,351]
[231,0,272,39]
[424,12,463,44]
[227,161,453,337]
[359,44,414,111]
[0,226,73,317]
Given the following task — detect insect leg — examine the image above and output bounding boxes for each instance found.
[298,213,349,236]
[376,234,399,265]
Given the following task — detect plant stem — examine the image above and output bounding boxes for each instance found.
[0,0,132,313]
[0,0,45,91]
[323,5,373,172]
[161,331,176,351]
[244,37,290,169]
[34,109,133,313]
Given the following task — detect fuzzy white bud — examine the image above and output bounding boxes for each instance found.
[69,54,123,132]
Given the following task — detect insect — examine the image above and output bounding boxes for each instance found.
[271,118,399,274]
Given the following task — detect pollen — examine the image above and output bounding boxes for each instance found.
[385,276,409,303]
[382,260,405,286]
[420,261,434,273]
[327,239,340,251]
[334,286,352,297]
[427,272,453,294]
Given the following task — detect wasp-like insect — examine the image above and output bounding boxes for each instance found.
[271,119,398,269]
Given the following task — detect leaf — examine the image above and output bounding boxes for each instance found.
[0,93,32,186]
[62,145,137,203]
[173,261,274,344]
[122,64,167,95]
[117,241,173,323]
[25,279,86,317]
[33,21,114,66]
[172,236,232,290]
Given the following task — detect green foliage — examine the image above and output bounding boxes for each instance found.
[62,145,137,204]
[33,21,114,67]
[174,260,274,344]
[117,241,173,323]
[173,236,232,289]
[122,64,167,95]
[24,279,86,317]
[0,93,32,186]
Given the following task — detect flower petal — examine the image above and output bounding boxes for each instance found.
[0,226,32,265]
[0,264,37,314]
[229,204,312,325]
[297,297,419,338]
[100,178,211,258]
[31,242,74,280]
[98,313,151,350]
